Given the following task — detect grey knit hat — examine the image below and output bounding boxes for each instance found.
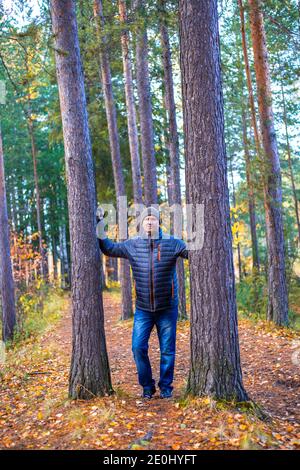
[140,206,160,224]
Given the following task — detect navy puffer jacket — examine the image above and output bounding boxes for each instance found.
[98,226,188,312]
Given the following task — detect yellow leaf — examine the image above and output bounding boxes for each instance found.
[172,443,181,450]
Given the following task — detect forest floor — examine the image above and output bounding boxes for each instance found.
[1,288,300,450]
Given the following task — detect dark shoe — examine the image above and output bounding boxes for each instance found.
[160,390,173,399]
[142,386,156,399]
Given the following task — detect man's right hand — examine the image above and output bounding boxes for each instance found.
[96,206,106,239]
[96,206,105,223]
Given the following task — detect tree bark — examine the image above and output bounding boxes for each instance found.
[238,0,262,161]
[119,0,143,206]
[132,0,158,205]
[248,0,289,325]
[0,122,16,342]
[93,0,132,321]
[179,0,249,401]
[159,0,187,320]
[50,0,113,399]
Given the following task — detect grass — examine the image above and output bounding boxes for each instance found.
[8,285,70,349]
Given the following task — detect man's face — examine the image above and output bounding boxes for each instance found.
[142,215,159,236]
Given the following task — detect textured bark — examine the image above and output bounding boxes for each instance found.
[179,0,249,401]
[119,0,143,205]
[238,0,262,160]
[50,0,113,399]
[249,0,288,325]
[0,122,16,341]
[93,0,132,320]
[159,0,187,320]
[132,0,158,205]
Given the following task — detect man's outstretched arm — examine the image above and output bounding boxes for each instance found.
[175,239,189,259]
[96,217,128,259]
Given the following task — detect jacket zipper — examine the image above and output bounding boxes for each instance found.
[149,239,155,311]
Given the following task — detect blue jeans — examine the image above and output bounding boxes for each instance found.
[132,305,178,394]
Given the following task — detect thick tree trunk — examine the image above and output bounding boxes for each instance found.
[0,122,16,342]
[132,0,158,205]
[93,0,132,321]
[119,0,143,206]
[159,0,187,320]
[179,0,249,401]
[248,0,289,325]
[50,0,113,399]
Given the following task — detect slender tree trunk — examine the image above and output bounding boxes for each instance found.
[229,152,243,282]
[241,106,260,271]
[159,0,187,320]
[26,114,48,280]
[132,0,158,205]
[280,83,300,243]
[238,0,262,160]
[50,0,113,399]
[119,0,143,206]
[0,122,16,342]
[93,0,132,321]
[235,31,260,272]
[248,0,289,325]
[52,235,58,281]
[179,0,249,401]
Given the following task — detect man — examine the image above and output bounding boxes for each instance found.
[96,206,188,400]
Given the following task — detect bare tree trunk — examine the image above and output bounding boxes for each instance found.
[280,82,300,243]
[119,0,143,206]
[50,0,113,399]
[0,122,16,342]
[93,0,132,321]
[132,0,158,205]
[248,0,288,326]
[159,0,187,320]
[238,0,262,160]
[241,106,260,271]
[229,152,243,282]
[236,20,260,272]
[26,114,48,281]
[52,235,58,281]
[179,0,249,401]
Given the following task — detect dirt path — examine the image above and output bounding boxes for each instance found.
[0,291,300,450]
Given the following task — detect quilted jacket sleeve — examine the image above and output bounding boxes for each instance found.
[175,239,188,259]
[98,237,129,259]
[96,220,129,259]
